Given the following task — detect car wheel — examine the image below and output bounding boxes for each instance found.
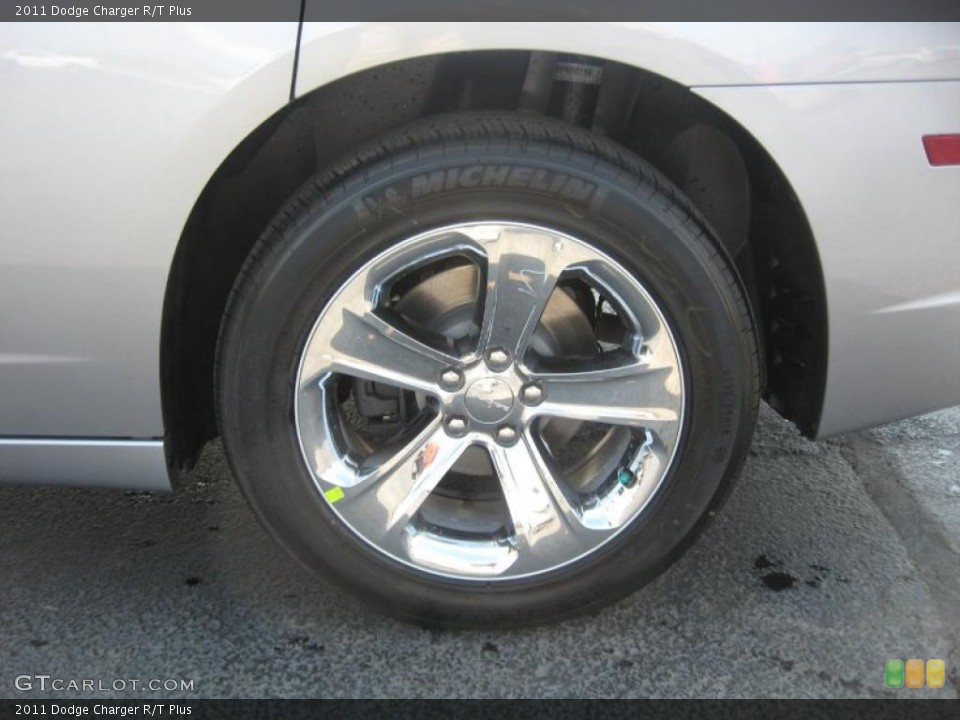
[216,113,760,627]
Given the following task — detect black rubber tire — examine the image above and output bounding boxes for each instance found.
[216,113,760,628]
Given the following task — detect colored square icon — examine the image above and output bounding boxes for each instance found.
[905,659,925,688]
[926,659,945,689]
[885,659,904,688]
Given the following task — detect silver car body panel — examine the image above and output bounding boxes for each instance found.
[0,22,958,489]
[0,439,169,491]
[0,22,298,440]
[295,22,960,92]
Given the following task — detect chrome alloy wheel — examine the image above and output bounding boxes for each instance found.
[294,222,685,580]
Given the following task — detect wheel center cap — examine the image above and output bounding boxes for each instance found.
[464,377,514,423]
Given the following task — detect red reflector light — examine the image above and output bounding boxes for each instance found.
[923,135,960,166]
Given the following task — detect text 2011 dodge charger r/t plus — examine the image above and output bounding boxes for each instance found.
[1,21,958,627]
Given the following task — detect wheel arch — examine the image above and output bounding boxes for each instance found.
[161,48,828,471]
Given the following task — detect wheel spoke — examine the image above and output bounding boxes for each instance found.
[489,436,602,572]
[304,308,455,394]
[477,226,591,358]
[325,419,470,550]
[533,361,681,439]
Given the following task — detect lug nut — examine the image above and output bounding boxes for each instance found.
[495,425,519,446]
[519,383,544,406]
[445,416,468,437]
[486,347,511,369]
[439,368,463,391]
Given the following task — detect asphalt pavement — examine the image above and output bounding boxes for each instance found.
[1,404,958,699]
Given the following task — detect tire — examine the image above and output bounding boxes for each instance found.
[216,113,760,628]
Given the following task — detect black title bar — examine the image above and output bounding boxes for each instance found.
[2,0,960,22]
[3,700,960,718]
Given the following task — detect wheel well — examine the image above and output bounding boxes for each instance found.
[161,50,827,470]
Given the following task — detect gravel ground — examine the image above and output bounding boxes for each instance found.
[1,404,957,699]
